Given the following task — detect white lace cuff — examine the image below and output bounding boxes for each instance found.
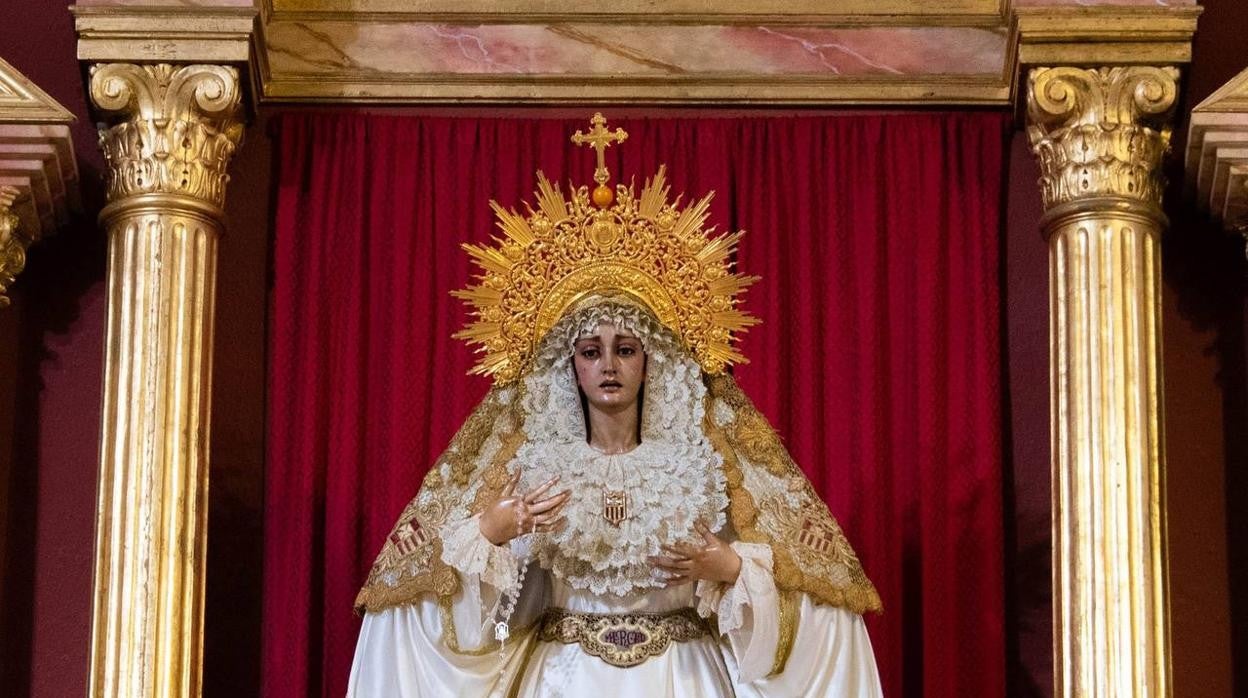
[695,542,774,634]
[438,514,519,593]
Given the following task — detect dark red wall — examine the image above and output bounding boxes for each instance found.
[0,2,109,695]
[2,1,1246,697]
[1167,5,1248,695]
[1003,130,1053,697]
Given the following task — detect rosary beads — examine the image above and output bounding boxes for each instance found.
[493,492,534,652]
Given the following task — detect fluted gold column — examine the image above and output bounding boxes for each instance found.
[1027,66,1178,698]
[87,63,243,698]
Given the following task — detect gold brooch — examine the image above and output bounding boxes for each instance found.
[453,113,760,384]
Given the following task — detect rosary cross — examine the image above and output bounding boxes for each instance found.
[572,112,628,186]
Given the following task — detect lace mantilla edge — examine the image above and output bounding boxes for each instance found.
[353,387,523,614]
[704,374,882,615]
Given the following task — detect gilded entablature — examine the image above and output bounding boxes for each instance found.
[90,63,244,212]
[69,0,1201,107]
[1027,66,1178,212]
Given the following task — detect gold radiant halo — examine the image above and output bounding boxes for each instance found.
[453,121,760,385]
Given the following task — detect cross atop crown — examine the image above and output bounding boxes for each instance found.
[572,113,628,208]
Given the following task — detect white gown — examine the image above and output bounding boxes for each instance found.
[349,331,883,697]
[348,515,884,697]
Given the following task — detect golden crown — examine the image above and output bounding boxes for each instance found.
[453,114,759,384]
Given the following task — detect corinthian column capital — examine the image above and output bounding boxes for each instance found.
[1027,66,1179,214]
[89,63,243,217]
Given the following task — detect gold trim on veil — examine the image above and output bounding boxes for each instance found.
[354,114,880,618]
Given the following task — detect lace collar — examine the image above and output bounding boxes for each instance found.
[508,299,729,596]
[515,437,728,597]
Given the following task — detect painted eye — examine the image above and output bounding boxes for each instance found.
[581,348,600,359]
[619,345,637,356]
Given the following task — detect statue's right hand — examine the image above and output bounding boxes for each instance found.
[479,471,570,546]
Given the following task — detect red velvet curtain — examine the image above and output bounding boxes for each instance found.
[264,113,1009,698]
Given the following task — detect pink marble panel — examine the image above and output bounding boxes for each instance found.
[265,22,1007,77]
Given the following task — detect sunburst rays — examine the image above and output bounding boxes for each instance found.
[455,164,759,384]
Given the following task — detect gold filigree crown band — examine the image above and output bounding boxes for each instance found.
[453,114,760,384]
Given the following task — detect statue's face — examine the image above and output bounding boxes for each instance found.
[572,321,646,413]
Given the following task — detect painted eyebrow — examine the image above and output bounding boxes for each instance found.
[574,335,640,343]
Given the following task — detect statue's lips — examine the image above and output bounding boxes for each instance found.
[599,381,622,389]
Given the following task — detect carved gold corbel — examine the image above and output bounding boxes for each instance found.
[0,56,78,307]
[1027,66,1178,698]
[86,62,244,698]
[0,185,25,306]
[1186,66,1248,254]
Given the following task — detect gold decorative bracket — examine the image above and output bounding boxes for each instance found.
[0,185,23,306]
[73,4,257,64]
[1014,6,1201,67]
[1184,66,1248,253]
[72,3,259,116]
[0,55,79,306]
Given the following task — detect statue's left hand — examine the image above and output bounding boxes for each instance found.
[649,521,741,587]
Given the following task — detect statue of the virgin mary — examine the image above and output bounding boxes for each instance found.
[348,115,884,697]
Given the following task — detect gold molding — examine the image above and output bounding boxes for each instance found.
[72,5,258,63]
[260,74,1014,106]
[0,124,80,233]
[1184,67,1248,239]
[0,56,75,123]
[0,55,79,305]
[87,62,244,698]
[1194,66,1248,113]
[1015,6,1201,66]
[1027,65,1175,698]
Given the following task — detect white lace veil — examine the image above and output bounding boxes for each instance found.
[521,295,709,447]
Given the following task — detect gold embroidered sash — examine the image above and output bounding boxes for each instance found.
[537,607,710,668]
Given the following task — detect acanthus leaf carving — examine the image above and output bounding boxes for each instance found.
[1027,66,1179,212]
[89,63,244,213]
